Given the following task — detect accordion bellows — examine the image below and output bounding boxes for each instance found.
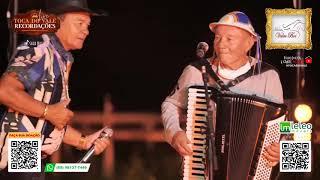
[183,86,287,180]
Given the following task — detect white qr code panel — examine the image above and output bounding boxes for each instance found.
[8,137,41,172]
[280,141,311,172]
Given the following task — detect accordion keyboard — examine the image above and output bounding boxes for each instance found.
[183,87,211,180]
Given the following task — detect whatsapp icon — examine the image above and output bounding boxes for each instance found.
[45,163,55,173]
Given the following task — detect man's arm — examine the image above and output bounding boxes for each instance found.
[63,125,110,155]
[0,72,73,130]
[161,65,203,156]
[0,73,46,117]
[63,125,85,149]
[265,70,284,103]
[161,101,184,144]
[161,101,192,156]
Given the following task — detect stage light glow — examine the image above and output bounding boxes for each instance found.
[294,104,313,123]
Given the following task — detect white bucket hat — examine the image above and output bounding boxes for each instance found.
[209,11,257,37]
[209,11,263,73]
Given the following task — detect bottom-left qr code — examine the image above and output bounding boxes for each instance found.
[8,134,41,172]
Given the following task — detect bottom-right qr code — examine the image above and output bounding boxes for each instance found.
[280,141,311,172]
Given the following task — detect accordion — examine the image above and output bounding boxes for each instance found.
[183,86,287,180]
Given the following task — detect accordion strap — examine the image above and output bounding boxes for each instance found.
[190,58,278,90]
[190,58,230,91]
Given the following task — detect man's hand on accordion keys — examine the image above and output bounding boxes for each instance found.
[263,142,280,167]
[171,131,193,156]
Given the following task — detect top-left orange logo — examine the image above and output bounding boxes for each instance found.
[11,10,60,36]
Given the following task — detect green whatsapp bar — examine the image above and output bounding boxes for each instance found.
[44,163,90,172]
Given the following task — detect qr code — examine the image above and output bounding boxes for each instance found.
[8,138,41,172]
[280,141,311,172]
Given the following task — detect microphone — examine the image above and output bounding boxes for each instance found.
[196,42,209,58]
[77,127,113,163]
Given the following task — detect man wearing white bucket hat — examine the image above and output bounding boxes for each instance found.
[162,11,283,168]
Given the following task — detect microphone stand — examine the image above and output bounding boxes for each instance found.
[201,65,218,180]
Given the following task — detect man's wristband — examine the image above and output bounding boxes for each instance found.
[78,134,87,150]
[40,104,48,119]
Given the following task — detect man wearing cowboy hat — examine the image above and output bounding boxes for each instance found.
[162,11,283,172]
[0,0,109,178]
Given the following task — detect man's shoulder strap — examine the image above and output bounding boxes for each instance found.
[190,59,230,91]
[226,62,279,88]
